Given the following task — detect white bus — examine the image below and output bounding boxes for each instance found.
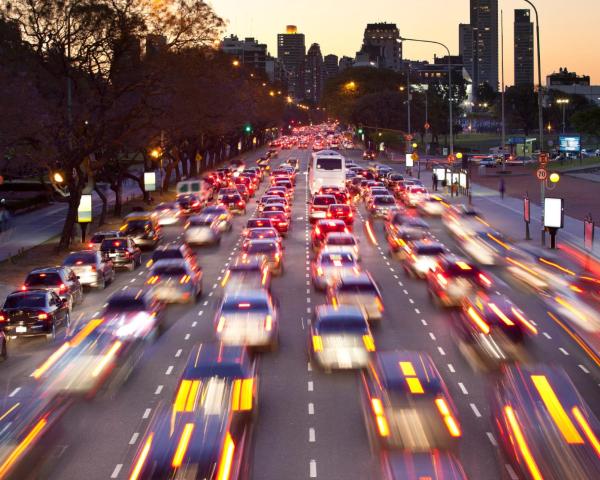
[308,150,346,195]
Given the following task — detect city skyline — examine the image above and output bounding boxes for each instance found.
[210,0,600,84]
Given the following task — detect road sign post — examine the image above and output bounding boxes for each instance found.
[539,152,549,246]
[524,194,531,240]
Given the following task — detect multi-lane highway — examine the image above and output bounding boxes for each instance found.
[1,145,599,480]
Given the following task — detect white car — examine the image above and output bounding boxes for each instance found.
[184,214,222,245]
[320,232,360,261]
[152,202,181,226]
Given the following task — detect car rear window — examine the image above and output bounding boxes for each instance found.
[247,219,272,228]
[415,245,445,255]
[190,217,214,227]
[152,250,184,262]
[247,229,278,239]
[245,243,277,254]
[374,196,396,205]
[330,205,350,213]
[153,265,187,276]
[4,294,47,308]
[313,196,336,206]
[64,252,97,265]
[338,283,377,294]
[316,158,342,171]
[125,220,151,230]
[203,206,227,215]
[25,272,62,286]
[326,235,355,246]
[318,320,367,334]
[101,239,127,250]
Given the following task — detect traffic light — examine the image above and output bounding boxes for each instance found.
[244,124,253,134]
[357,128,364,135]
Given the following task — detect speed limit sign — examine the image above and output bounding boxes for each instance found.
[536,168,547,180]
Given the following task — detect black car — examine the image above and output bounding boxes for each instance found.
[0,289,70,340]
[176,193,203,215]
[100,237,142,271]
[22,266,83,310]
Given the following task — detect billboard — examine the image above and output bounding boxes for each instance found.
[77,194,92,223]
[144,172,157,192]
[544,197,564,229]
[405,154,413,167]
[559,135,581,153]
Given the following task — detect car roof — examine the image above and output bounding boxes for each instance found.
[337,272,375,286]
[315,305,368,324]
[223,289,270,303]
[384,452,467,480]
[182,343,254,380]
[28,267,65,274]
[373,351,443,395]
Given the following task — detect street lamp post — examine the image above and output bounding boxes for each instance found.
[556,98,570,134]
[398,37,453,156]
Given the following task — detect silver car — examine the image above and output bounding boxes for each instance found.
[146,259,202,303]
[62,250,115,289]
[311,251,361,291]
[87,231,122,251]
[328,272,384,322]
[152,202,181,226]
[320,232,360,261]
[184,214,222,246]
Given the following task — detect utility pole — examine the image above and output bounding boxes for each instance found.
[501,10,507,170]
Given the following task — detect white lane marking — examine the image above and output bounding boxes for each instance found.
[414,308,421,314]
[165,366,174,375]
[579,364,590,374]
[307,307,311,313]
[175,349,182,358]
[559,347,569,356]
[408,299,414,304]
[129,279,136,283]
[448,364,455,373]
[208,292,213,297]
[308,381,314,392]
[398,281,404,286]
[458,383,469,395]
[212,283,218,289]
[437,347,446,356]
[307,362,312,372]
[129,432,139,445]
[110,464,123,478]
[393,275,398,279]
[203,300,208,306]
[389,268,395,273]
[307,297,311,303]
[142,408,151,419]
[155,385,163,395]
[309,427,316,442]
[421,319,428,326]
[308,403,315,415]
[198,310,204,316]
[505,464,518,480]
[192,321,197,327]
[470,403,482,418]
[138,271,144,276]
[403,289,408,295]
[429,332,436,341]
[309,460,317,478]
[184,334,190,340]
[487,432,498,447]
[306,281,310,286]
[8,388,20,397]
[543,332,552,339]
[307,289,311,294]
[122,286,128,291]
[93,311,100,317]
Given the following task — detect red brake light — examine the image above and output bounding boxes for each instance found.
[58,283,67,293]
[479,273,492,287]
[88,243,94,248]
[38,312,49,320]
[0,314,5,322]
[21,285,27,291]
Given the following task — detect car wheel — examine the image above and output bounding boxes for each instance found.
[64,311,71,329]
[46,323,56,341]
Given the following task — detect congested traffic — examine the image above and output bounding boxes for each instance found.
[0,124,599,480]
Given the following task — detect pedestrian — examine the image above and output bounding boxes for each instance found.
[499,178,506,200]
[451,181,459,197]
[432,172,438,191]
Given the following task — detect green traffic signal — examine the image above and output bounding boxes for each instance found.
[244,124,252,134]
[357,128,364,135]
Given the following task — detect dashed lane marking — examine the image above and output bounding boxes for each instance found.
[165,366,173,375]
[448,364,455,373]
[110,464,123,478]
[308,403,315,415]
[129,432,139,445]
[154,385,163,395]
[142,408,151,419]
[458,382,469,395]
[470,403,482,418]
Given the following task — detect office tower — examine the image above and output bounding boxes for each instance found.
[304,43,323,103]
[358,23,402,71]
[323,54,339,80]
[514,9,534,87]
[277,25,306,100]
[221,35,268,72]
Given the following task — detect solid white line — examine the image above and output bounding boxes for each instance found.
[309,460,317,478]
[142,408,151,419]
[448,364,455,373]
[458,382,469,395]
[559,347,569,356]
[308,403,315,415]
[309,427,316,442]
[470,403,482,418]
[129,432,139,445]
[165,366,173,375]
[175,349,182,358]
[487,432,498,447]
[437,347,446,356]
[155,385,163,395]
[579,364,590,373]
[110,464,123,478]
[308,381,314,392]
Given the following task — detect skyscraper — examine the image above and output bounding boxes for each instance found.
[323,54,339,81]
[460,0,499,93]
[357,23,402,71]
[277,25,306,100]
[304,43,324,103]
[221,35,267,72]
[514,9,534,87]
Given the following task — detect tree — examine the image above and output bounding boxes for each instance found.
[505,85,538,135]
[571,107,600,137]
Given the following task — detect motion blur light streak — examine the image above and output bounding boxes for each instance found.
[31,342,71,379]
[171,423,195,468]
[547,311,600,367]
[504,406,543,480]
[216,432,235,480]
[0,403,20,423]
[365,220,377,245]
[555,296,588,323]
[129,433,153,480]
[571,407,600,457]
[530,375,583,444]
[539,257,575,276]
[467,307,490,334]
[70,318,103,347]
[0,418,47,478]
[91,340,123,378]
[486,233,511,251]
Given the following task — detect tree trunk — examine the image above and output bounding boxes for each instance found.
[163,161,174,191]
[124,172,147,204]
[58,187,82,251]
[111,179,123,217]
[94,184,107,226]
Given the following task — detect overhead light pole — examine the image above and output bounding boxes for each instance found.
[556,98,570,134]
[398,37,454,156]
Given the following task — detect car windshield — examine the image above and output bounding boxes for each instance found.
[25,272,62,286]
[64,252,97,265]
[316,157,342,170]
[5,294,46,308]
[106,297,146,312]
[245,243,277,254]
[320,253,355,265]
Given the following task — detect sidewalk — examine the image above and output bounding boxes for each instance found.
[0,182,141,263]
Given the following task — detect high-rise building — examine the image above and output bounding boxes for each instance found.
[460,0,499,93]
[221,35,267,72]
[265,55,287,88]
[303,43,323,103]
[277,25,306,100]
[514,9,534,87]
[357,23,402,71]
[323,54,339,80]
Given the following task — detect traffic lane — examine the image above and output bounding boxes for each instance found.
[352,207,503,480]
[46,184,265,479]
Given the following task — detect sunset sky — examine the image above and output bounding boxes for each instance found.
[209,0,600,85]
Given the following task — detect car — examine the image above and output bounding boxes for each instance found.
[402,186,429,207]
[311,219,348,250]
[309,305,374,370]
[317,186,349,205]
[62,250,115,289]
[201,205,233,232]
[120,215,161,249]
[220,193,246,215]
[418,196,446,216]
[262,210,289,235]
[381,451,467,480]
[262,203,289,219]
[265,187,290,201]
[258,195,283,212]
[274,178,294,193]
[215,290,279,350]
[147,244,198,270]
[400,241,447,278]
[309,194,337,223]
[363,150,377,160]
[184,213,222,246]
[241,239,283,275]
[455,292,537,365]
[87,230,123,251]
[245,217,274,231]
[443,205,485,239]
[369,195,400,219]
[491,364,600,479]
[243,227,282,247]
[147,259,202,303]
[361,350,462,451]
[222,255,271,292]
[286,158,299,171]
[386,217,431,256]
[328,272,384,322]
[152,202,181,226]
[22,266,83,310]
[320,232,360,260]
[326,203,354,226]
[385,173,405,189]
[176,193,203,215]
[100,237,142,271]
[426,257,493,307]
[0,289,70,340]
[262,196,291,215]
[101,289,165,339]
[311,251,360,291]
[235,183,250,202]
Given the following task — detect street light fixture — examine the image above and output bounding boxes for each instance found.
[556,98,570,134]
[397,36,454,156]
[150,148,162,159]
[53,172,65,183]
[232,59,240,67]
